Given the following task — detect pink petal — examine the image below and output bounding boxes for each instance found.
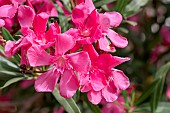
[65,28,79,40]
[90,70,106,91]
[87,90,102,104]
[102,82,118,102]
[96,54,130,71]
[91,27,102,42]
[27,45,53,67]
[18,5,35,28]
[104,12,122,27]
[107,29,128,48]
[111,69,130,90]
[4,40,15,57]
[81,82,92,92]
[33,12,49,34]
[20,47,29,65]
[55,34,75,55]
[45,22,61,42]
[98,37,116,52]
[85,9,99,29]
[99,14,110,32]
[83,44,99,61]
[59,70,79,98]
[79,73,92,92]
[166,85,170,99]
[85,0,95,13]
[72,3,89,27]
[35,68,60,92]
[67,51,91,73]
[102,103,123,113]
[0,3,18,18]
[0,19,5,27]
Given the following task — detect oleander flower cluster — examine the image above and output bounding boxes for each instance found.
[3,0,130,104]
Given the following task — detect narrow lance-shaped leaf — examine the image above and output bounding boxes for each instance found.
[115,0,130,14]
[94,0,116,8]
[150,62,170,113]
[1,27,15,41]
[52,87,81,113]
[0,77,25,89]
[124,0,149,17]
[134,78,160,105]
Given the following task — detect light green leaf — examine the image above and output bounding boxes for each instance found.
[0,77,25,89]
[123,20,137,26]
[52,87,81,113]
[124,0,149,17]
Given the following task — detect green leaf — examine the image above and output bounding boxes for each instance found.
[123,20,137,26]
[115,0,130,14]
[1,27,15,41]
[134,78,160,105]
[0,77,25,89]
[82,93,102,113]
[124,0,149,17]
[94,0,116,7]
[133,102,170,113]
[150,62,170,113]
[52,87,81,113]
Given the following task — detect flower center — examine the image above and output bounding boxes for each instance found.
[81,29,90,37]
[56,56,66,74]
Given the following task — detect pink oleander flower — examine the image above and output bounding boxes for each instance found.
[160,26,170,45]
[27,33,91,98]
[5,5,60,65]
[166,85,170,100]
[20,80,35,89]
[30,0,58,17]
[69,0,128,52]
[79,44,130,104]
[150,44,167,63]
[0,1,18,28]
[101,85,136,113]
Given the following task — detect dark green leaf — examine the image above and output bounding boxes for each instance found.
[150,62,170,113]
[52,87,81,113]
[115,0,129,14]
[133,102,170,113]
[94,0,116,8]
[1,27,15,41]
[134,78,160,105]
